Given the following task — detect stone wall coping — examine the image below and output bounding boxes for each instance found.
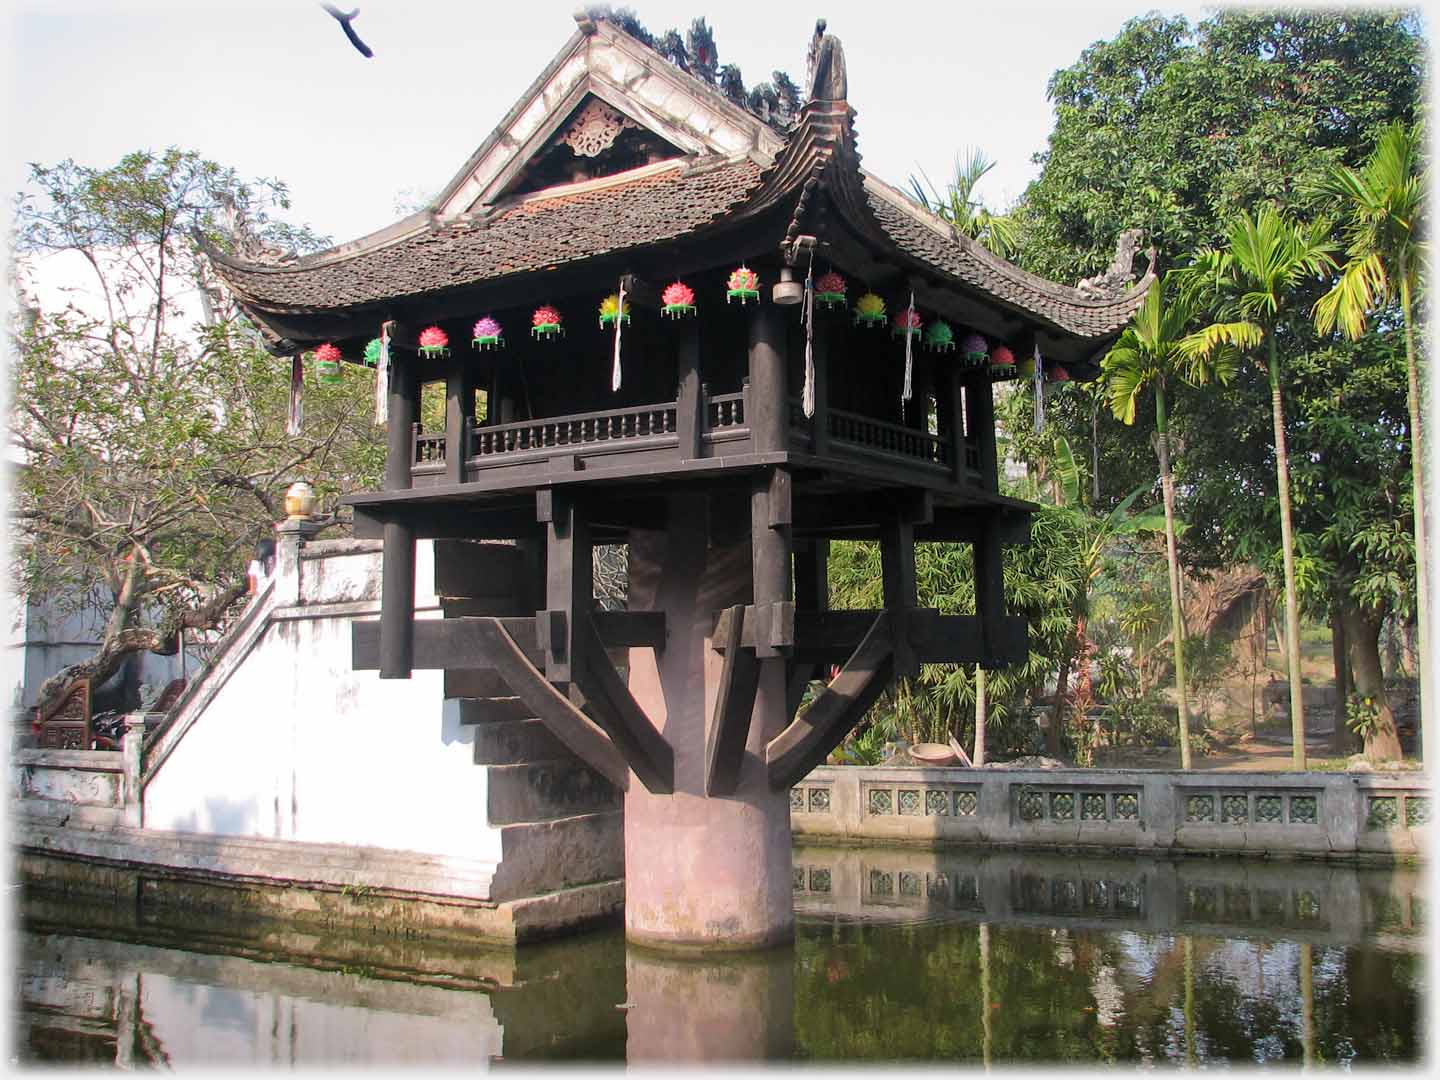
[299,538,384,559]
[805,765,1428,790]
[14,817,500,901]
[15,748,125,772]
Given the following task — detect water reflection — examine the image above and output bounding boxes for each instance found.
[624,944,794,1061]
[15,847,1424,1065]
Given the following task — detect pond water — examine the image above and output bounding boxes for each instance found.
[15,846,1425,1066]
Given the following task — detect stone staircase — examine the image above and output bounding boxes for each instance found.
[436,542,623,902]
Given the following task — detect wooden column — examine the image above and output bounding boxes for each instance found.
[538,488,591,685]
[444,348,473,485]
[751,469,793,659]
[747,304,788,454]
[379,349,418,679]
[942,367,967,487]
[974,516,1005,664]
[881,519,918,679]
[384,350,418,491]
[676,316,702,460]
[788,539,830,718]
[811,312,831,457]
[967,379,999,493]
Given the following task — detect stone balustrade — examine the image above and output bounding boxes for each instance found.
[792,765,1428,860]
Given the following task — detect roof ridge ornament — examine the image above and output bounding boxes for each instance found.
[804,19,847,103]
[1075,228,1147,299]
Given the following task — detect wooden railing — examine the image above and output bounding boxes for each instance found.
[790,402,951,469]
[705,391,747,432]
[471,401,678,457]
[412,426,447,468]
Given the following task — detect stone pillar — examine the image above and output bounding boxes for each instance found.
[121,715,146,828]
[622,491,795,951]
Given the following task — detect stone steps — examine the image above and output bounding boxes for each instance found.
[472,716,575,766]
[489,810,624,900]
[456,696,534,725]
[485,760,621,825]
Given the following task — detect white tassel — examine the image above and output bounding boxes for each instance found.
[801,266,816,418]
[611,282,626,392]
[901,289,915,404]
[375,321,392,425]
[287,353,303,436]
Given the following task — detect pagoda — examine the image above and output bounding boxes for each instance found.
[209,13,1152,951]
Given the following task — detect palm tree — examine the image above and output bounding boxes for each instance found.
[1102,274,1237,768]
[1178,207,1338,769]
[1312,120,1428,764]
[908,147,1019,258]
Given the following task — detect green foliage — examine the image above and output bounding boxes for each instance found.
[1312,120,1427,340]
[907,148,1019,258]
[10,149,379,698]
[1016,9,1424,285]
[1346,694,1385,740]
[1013,6,1425,539]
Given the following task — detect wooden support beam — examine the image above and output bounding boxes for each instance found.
[706,604,761,796]
[786,539,830,720]
[573,616,673,794]
[747,304,787,454]
[378,521,415,679]
[619,273,661,311]
[791,490,932,534]
[541,488,591,684]
[881,518,919,679]
[469,618,630,791]
[973,517,1006,663]
[751,469,792,659]
[353,612,665,671]
[676,316,702,460]
[444,347,473,485]
[353,504,542,542]
[944,366,968,487]
[384,348,418,492]
[766,612,896,791]
[793,539,830,613]
[917,507,1031,546]
[712,608,1027,667]
[967,378,999,493]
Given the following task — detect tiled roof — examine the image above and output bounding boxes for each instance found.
[212,158,763,312]
[861,178,1148,338]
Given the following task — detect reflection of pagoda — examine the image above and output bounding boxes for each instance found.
[210,13,1151,951]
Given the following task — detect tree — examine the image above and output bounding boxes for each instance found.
[1102,274,1237,767]
[10,149,380,718]
[1178,207,1339,768]
[1017,9,1424,286]
[1013,7,1424,514]
[1312,120,1428,762]
[907,148,1019,258]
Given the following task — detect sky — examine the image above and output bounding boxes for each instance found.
[4,0,1222,250]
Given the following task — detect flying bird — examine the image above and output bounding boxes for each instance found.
[321,4,373,58]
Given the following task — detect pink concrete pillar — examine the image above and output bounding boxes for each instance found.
[622,493,794,950]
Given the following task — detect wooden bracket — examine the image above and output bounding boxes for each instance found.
[471,618,631,791]
[705,604,761,796]
[709,602,795,653]
[573,616,674,794]
[766,611,896,791]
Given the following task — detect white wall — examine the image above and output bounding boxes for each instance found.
[6,593,186,711]
[142,539,504,867]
